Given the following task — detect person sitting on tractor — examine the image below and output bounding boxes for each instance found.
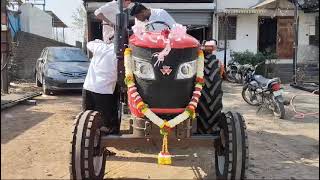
[130,3,176,30]
[94,0,132,43]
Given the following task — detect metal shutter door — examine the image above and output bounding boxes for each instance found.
[167,11,212,26]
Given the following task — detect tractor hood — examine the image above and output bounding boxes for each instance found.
[129,32,199,49]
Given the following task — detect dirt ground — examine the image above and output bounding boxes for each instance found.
[1,81,319,179]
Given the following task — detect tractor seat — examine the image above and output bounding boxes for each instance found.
[254,75,279,89]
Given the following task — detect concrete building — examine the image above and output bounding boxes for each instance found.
[83,0,318,83]
[84,0,318,60]
[84,0,216,43]
[214,0,319,61]
[19,3,53,39]
[7,3,72,81]
[46,11,68,43]
[214,0,319,83]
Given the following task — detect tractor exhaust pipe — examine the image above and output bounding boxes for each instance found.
[114,0,128,60]
[115,0,129,110]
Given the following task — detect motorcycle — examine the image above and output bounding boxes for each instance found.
[242,61,285,119]
[226,60,254,84]
[226,60,241,83]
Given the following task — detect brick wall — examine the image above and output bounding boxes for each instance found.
[9,31,73,81]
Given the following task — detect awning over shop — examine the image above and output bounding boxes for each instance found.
[251,0,319,12]
[46,11,68,28]
[216,8,295,16]
[216,8,266,14]
[251,0,294,9]
[85,2,215,12]
[251,0,276,9]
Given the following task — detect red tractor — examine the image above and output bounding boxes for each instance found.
[70,3,248,179]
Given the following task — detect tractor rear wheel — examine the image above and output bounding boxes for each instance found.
[214,112,249,180]
[70,110,106,180]
[196,54,223,134]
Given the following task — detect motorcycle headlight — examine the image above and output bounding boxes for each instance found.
[46,68,60,77]
[176,60,197,79]
[132,56,155,80]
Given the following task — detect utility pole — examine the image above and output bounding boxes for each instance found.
[292,0,299,84]
[1,1,9,94]
[223,14,228,70]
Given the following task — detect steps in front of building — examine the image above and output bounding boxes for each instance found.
[266,63,319,84]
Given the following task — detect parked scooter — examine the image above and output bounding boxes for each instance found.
[242,61,285,119]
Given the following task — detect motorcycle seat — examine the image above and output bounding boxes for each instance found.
[254,75,279,88]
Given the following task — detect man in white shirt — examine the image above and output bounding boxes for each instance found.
[82,39,118,134]
[82,0,131,135]
[94,0,132,43]
[130,3,176,31]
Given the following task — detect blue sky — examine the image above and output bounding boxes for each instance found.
[45,0,84,45]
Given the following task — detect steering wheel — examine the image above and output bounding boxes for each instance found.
[145,21,171,31]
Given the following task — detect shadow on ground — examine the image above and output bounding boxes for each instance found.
[1,105,54,144]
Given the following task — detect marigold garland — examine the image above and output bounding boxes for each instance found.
[124,48,204,128]
[124,47,205,165]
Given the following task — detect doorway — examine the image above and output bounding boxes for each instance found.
[187,26,211,43]
[258,17,277,54]
[89,21,102,41]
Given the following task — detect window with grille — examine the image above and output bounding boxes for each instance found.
[218,16,237,40]
[309,16,319,46]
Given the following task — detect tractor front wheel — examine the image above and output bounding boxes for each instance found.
[214,112,249,180]
[70,110,106,180]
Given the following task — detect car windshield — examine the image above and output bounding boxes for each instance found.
[48,48,88,62]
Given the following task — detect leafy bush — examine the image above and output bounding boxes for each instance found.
[231,50,277,66]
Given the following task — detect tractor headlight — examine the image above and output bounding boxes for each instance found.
[133,56,155,80]
[176,60,197,79]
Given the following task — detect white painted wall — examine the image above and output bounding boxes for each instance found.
[217,14,259,53]
[230,14,258,53]
[215,0,260,53]
[297,12,318,63]
[20,3,53,39]
[298,12,317,45]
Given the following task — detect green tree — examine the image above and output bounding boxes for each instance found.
[72,5,87,45]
